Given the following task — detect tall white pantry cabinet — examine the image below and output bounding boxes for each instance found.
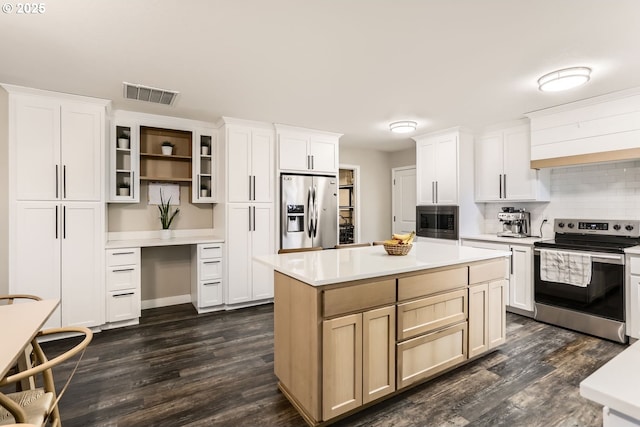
[219,118,276,306]
[2,85,108,329]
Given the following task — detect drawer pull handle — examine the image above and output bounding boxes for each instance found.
[203,247,221,250]
[113,292,134,297]
[203,260,221,264]
[113,268,135,272]
[204,281,221,286]
[113,251,135,255]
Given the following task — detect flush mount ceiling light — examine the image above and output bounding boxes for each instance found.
[389,121,417,134]
[123,82,179,105]
[537,67,591,92]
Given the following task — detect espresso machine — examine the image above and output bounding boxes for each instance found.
[497,207,531,238]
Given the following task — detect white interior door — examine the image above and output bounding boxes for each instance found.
[392,167,416,234]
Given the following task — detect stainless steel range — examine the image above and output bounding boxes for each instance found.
[534,218,640,343]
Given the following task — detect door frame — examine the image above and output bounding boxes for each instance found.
[339,164,361,244]
[391,165,416,234]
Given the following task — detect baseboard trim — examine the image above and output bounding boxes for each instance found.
[142,294,192,310]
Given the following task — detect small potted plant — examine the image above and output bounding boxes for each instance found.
[117,129,130,149]
[158,190,180,239]
[118,182,130,196]
[161,141,174,155]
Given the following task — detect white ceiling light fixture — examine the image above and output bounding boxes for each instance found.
[537,67,591,92]
[389,120,417,134]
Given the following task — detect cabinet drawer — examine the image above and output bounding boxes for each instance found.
[323,279,396,318]
[397,289,467,340]
[199,244,223,260]
[630,256,640,275]
[106,248,140,267]
[398,266,467,301]
[107,289,140,322]
[107,265,140,292]
[397,322,467,389]
[469,259,507,285]
[199,279,223,308]
[200,259,223,280]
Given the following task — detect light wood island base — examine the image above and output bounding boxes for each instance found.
[273,258,508,426]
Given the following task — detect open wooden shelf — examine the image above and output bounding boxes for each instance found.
[140,176,192,183]
[140,153,192,161]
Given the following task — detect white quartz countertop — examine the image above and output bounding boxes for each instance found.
[106,234,224,249]
[254,241,510,286]
[461,234,544,245]
[580,340,640,421]
[625,245,640,255]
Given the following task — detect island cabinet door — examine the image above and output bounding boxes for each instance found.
[397,322,467,389]
[468,283,489,358]
[488,279,507,349]
[323,313,362,420]
[362,306,396,404]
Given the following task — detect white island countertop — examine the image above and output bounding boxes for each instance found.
[255,241,510,286]
[580,340,640,422]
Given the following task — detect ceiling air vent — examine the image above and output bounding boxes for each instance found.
[123,82,179,106]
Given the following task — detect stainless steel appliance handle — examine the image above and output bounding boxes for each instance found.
[499,174,502,199]
[313,185,318,238]
[534,248,624,264]
[435,181,438,203]
[307,187,313,238]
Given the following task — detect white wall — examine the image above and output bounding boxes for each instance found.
[340,147,393,242]
[482,160,640,239]
[0,88,7,295]
[389,147,416,169]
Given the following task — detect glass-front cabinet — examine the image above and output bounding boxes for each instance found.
[108,113,218,204]
[110,122,139,202]
[193,129,217,203]
[339,168,356,244]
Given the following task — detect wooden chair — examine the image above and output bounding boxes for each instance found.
[277,247,323,254]
[0,295,42,305]
[334,243,371,249]
[0,326,93,427]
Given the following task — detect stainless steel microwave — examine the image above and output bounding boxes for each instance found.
[416,205,459,240]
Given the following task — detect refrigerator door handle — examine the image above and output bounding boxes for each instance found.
[312,185,318,238]
[307,187,313,238]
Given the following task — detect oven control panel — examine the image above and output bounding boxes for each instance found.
[554,219,640,237]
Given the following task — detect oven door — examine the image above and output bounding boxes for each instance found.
[534,249,624,321]
[416,205,458,240]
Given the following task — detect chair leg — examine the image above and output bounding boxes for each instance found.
[16,345,36,391]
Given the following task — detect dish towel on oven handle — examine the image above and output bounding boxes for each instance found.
[540,249,592,287]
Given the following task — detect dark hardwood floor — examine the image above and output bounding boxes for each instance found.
[41,304,625,427]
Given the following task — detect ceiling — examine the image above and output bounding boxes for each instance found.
[2,0,640,151]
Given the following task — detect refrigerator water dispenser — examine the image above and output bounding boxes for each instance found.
[287,204,304,232]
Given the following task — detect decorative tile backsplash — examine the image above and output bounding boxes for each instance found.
[482,160,640,239]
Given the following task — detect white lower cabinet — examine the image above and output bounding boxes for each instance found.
[461,239,534,315]
[191,243,224,313]
[226,203,274,305]
[105,248,141,324]
[12,201,103,329]
[626,255,640,340]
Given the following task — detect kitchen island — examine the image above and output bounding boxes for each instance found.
[256,242,511,426]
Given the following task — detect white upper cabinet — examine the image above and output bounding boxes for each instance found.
[475,123,550,202]
[14,95,104,202]
[192,128,217,203]
[225,122,275,203]
[414,130,459,205]
[276,124,342,174]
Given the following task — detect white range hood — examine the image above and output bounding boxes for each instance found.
[526,87,640,169]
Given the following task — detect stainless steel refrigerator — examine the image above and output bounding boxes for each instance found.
[281,174,338,250]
